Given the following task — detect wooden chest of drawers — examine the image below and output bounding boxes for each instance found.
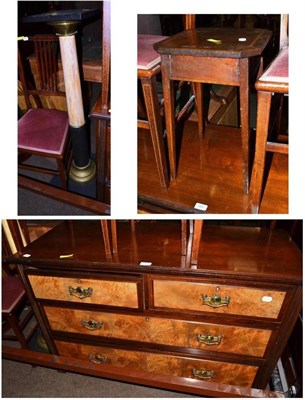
[6,220,302,397]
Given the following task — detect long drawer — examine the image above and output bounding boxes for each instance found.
[55,340,258,387]
[28,275,141,309]
[151,278,286,319]
[45,306,271,357]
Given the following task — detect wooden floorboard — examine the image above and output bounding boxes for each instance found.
[138,122,288,214]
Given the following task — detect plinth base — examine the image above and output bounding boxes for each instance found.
[69,160,96,183]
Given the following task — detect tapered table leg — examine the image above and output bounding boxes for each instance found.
[249,91,272,213]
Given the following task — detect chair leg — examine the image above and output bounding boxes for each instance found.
[7,313,29,349]
[111,220,118,254]
[181,220,188,256]
[190,219,203,265]
[95,118,108,202]
[141,74,170,189]
[101,220,111,257]
[57,160,68,190]
[161,55,177,181]
[249,91,272,213]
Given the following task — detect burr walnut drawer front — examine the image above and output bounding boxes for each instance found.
[151,279,286,319]
[28,275,141,308]
[45,306,271,357]
[55,341,258,387]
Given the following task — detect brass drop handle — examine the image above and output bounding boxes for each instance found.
[193,368,215,380]
[68,286,93,299]
[88,354,109,364]
[81,319,103,331]
[201,293,230,308]
[197,333,222,346]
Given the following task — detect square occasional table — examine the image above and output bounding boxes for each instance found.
[154,28,272,194]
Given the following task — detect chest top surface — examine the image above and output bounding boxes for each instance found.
[7,221,302,284]
[154,28,272,58]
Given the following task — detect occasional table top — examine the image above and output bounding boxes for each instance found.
[154,28,272,58]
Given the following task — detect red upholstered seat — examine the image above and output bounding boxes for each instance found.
[18,108,69,155]
[18,36,72,189]
[259,47,288,84]
[137,34,167,70]
[2,276,26,314]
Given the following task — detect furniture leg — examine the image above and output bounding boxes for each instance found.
[249,91,272,213]
[111,220,118,254]
[57,160,68,190]
[239,58,250,194]
[161,55,176,180]
[7,313,28,349]
[95,119,108,202]
[192,82,205,137]
[100,220,111,257]
[190,219,203,265]
[141,75,169,189]
[181,220,187,256]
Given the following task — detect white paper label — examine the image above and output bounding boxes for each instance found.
[139,261,152,266]
[194,202,208,211]
[262,296,273,303]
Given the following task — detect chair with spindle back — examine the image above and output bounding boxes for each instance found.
[18,34,72,189]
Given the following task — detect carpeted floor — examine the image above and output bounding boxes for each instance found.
[18,187,98,216]
[1,358,196,398]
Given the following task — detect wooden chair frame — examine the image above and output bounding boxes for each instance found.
[18,34,72,190]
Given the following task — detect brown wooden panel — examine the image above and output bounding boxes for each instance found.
[56,340,147,369]
[152,279,286,319]
[55,341,258,387]
[46,307,271,357]
[168,55,239,85]
[28,275,139,308]
[147,353,258,387]
[3,346,285,398]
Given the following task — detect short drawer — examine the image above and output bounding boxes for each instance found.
[55,340,258,387]
[46,307,271,357]
[28,275,140,308]
[151,278,286,319]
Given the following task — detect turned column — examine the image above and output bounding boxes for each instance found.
[22,10,98,183]
[50,21,95,183]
